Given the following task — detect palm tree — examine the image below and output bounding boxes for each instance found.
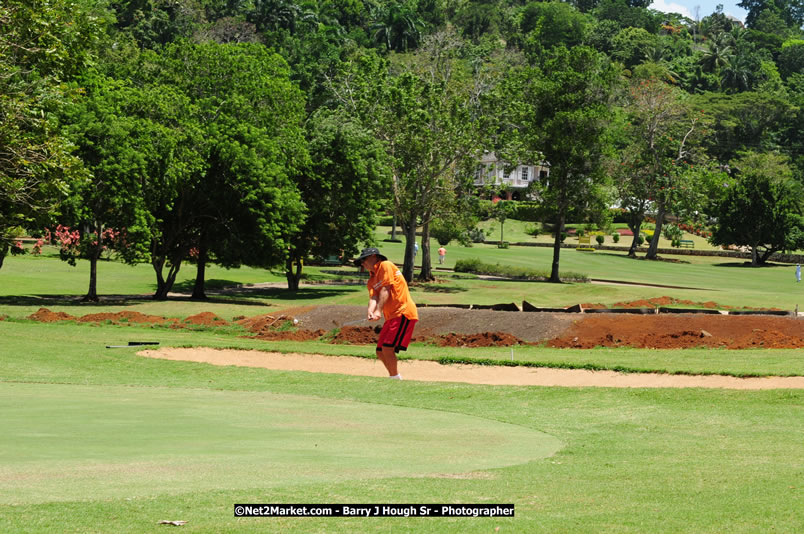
[700,36,732,72]
[370,1,424,52]
[720,52,756,93]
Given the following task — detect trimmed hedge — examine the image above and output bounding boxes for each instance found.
[454,258,588,281]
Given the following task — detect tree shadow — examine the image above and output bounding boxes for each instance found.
[212,286,359,301]
[414,284,468,293]
[713,261,791,268]
[0,294,154,308]
[596,252,691,264]
[169,278,244,293]
[0,285,358,308]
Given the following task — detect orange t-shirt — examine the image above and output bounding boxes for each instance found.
[367,261,418,321]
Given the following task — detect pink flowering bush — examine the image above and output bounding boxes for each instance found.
[46,225,127,265]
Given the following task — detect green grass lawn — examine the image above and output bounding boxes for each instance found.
[0,319,801,532]
[1,238,802,532]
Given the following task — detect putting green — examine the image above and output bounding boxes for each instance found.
[1,382,562,504]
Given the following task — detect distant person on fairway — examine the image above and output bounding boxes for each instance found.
[355,247,418,380]
[797,264,801,283]
[438,246,446,264]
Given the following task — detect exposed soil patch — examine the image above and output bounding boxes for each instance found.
[21,304,804,387]
[182,312,228,327]
[331,325,382,345]
[290,305,578,344]
[547,315,804,349]
[139,348,804,390]
[24,305,804,350]
[28,308,80,322]
[433,332,529,347]
[77,311,177,325]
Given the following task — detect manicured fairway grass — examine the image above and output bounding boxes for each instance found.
[1,239,802,532]
[0,322,801,532]
[2,382,559,505]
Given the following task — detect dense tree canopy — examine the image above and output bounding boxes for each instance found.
[0,0,103,267]
[710,151,804,264]
[2,0,802,287]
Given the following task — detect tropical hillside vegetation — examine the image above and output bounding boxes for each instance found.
[2,0,803,298]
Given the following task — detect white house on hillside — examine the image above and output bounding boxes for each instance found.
[474,152,549,200]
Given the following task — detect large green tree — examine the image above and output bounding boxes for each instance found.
[738,0,804,30]
[330,37,485,282]
[620,73,708,260]
[121,41,308,299]
[284,109,390,290]
[499,45,618,282]
[710,151,804,265]
[61,77,168,300]
[0,0,103,268]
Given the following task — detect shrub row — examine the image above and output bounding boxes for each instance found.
[454,258,588,282]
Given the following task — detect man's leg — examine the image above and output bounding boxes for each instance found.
[376,346,399,376]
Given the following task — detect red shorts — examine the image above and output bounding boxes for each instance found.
[377,316,417,353]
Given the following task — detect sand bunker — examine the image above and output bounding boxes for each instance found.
[139,347,804,390]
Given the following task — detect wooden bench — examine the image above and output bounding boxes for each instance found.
[322,255,343,265]
[576,236,595,251]
[679,239,694,248]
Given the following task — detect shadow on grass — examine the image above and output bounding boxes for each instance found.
[170,278,245,292]
[0,294,154,307]
[596,252,691,264]
[0,285,359,308]
[212,286,360,301]
[413,284,469,294]
[712,261,792,268]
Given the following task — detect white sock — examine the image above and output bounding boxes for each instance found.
[389,374,402,380]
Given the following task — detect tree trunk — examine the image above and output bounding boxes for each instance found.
[645,201,665,260]
[628,222,642,257]
[391,213,397,241]
[751,244,759,266]
[83,251,100,302]
[402,213,417,282]
[549,211,565,283]
[285,255,303,291]
[627,212,644,257]
[418,221,434,282]
[191,243,208,300]
[83,222,103,302]
[152,254,169,299]
[0,244,7,269]
[153,256,182,300]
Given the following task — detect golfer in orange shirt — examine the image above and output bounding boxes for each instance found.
[354,247,418,380]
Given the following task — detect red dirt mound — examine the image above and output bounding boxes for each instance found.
[331,326,381,345]
[433,332,529,347]
[77,311,175,324]
[182,312,228,326]
[28,308,77,322]
[236,313,296,335]
[547,315,804,349]
[328,326,530,348]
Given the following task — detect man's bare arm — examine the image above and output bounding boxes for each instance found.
[368,286,389,321]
